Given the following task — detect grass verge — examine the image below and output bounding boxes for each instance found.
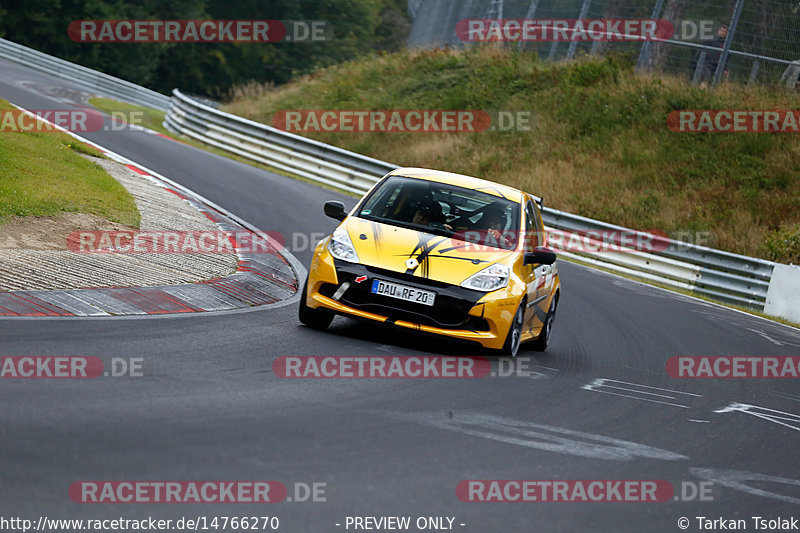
[0,99,140,227]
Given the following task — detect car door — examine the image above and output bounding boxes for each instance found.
[522,199,549,334]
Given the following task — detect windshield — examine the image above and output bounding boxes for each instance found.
[356,175,521,251]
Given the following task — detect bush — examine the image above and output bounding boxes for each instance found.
[765,226,800,264]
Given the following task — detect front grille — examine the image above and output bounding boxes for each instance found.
[341,288,471,328]
[323,261,488,330]
[364,265,452,289]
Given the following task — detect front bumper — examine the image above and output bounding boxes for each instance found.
[305,248,521,350]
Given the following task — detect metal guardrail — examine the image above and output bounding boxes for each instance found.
[541,208,775,308]
[536,220,773,310]
[164,93,776,310]
[164,90,396,194]
[0,38,171,111]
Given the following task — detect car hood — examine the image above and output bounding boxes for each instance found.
[341,217,513,285]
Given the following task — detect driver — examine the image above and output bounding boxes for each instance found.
[412,199,450,230]
[477,206,513,248]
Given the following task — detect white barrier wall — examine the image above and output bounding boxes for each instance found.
[764,264,800,323]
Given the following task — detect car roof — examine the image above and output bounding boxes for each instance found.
[387,167,525,203]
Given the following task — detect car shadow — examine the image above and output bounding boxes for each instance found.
[300,314,557,365]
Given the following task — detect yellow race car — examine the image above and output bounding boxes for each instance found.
[299,168,560,357]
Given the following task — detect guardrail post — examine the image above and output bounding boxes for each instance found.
[712,0,744,86]
[484,0,504,20]
[517,0,540,50]
[547,40,560,61]
[692,50,707,84]
[748,60,760,84]
[636,0,665,71]
[566,0,593,60]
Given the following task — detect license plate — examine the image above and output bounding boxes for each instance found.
[371,279,436,307]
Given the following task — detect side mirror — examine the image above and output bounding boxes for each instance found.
[523,246,557,266]
[324,201,347,221]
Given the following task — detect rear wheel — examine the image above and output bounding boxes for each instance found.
[298,278,334,330]
[531,293,557,351]
[499,302,524,358]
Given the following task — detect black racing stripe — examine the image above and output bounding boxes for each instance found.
[427,254,488,264]
[371,222,383,255]
[474,186,508,200]
[406,234,448,276]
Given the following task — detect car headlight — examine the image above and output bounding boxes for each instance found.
[461,263,509,292]
[328,227,359,263]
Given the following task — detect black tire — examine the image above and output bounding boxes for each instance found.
[499,301,525,358]
[531,293,557,352]
[298,278,334,330]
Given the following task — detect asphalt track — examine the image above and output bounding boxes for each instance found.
[2,58,800,532]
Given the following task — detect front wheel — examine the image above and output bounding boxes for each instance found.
[298,278,334,330]
[498,302,524,358]
[531,294,557,351]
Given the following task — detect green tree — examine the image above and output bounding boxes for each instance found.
[0,0,410,97]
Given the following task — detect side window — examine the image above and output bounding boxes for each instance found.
[525,201,542,251]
